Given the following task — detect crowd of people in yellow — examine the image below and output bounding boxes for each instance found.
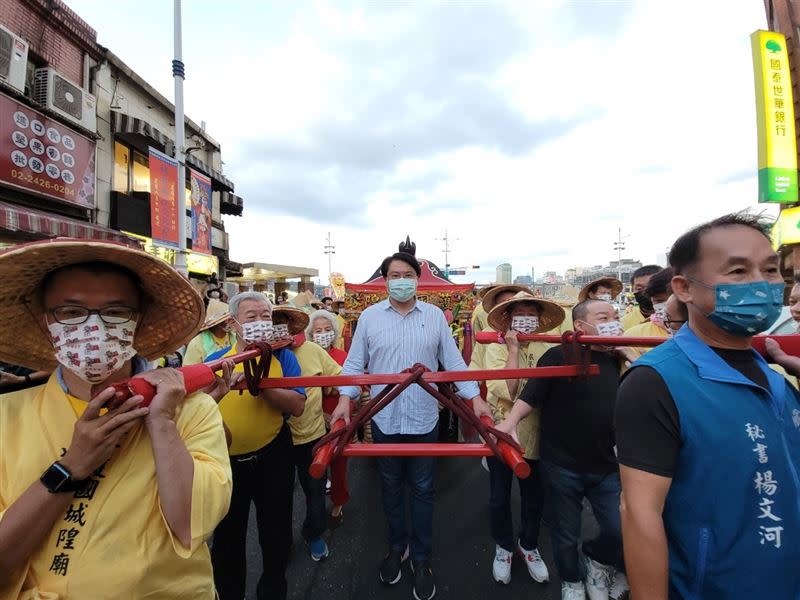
[1,212,800,600]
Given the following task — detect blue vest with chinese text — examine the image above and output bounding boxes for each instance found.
[631,326,800,600]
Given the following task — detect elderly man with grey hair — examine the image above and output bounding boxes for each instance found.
[210,291,306,600]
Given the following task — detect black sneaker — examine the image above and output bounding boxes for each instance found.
[411,560,436,600]
[379,546,409,585]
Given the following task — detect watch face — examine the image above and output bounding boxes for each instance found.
[41,463,71,492]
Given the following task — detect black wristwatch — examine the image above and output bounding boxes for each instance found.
[40,462,84,494]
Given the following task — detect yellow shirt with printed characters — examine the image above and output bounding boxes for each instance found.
[0,375,231,600]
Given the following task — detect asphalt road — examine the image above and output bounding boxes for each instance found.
[239,454,600,600]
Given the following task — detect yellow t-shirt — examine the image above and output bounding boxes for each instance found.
[469,327,493,371]
[626,320,669,358]
[484,341,553,460]
[183,330,236,366]
[288,342,342,445]
[218,346,287,456]
[334,314,347,351]
[621,308,647,332]
[0,375,231,600]
[471,303,488,338]
[469,304,489,370]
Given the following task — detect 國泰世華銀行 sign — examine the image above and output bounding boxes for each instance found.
[752,30,798,204]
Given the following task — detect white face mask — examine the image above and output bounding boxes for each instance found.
[48,315,137,383]
[652,302,668,320]
[596,321,624,337]
[510,315,539,334]
[273,323,290,340]
[596,293,613,302]
[240,319,274,343]
[313,330,336,349]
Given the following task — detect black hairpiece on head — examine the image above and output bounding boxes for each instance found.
[399,236,417,256]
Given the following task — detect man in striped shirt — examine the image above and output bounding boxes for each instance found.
[331,250,491,600]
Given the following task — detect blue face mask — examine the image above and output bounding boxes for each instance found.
[693,280,784,336]
[387,278,417,302]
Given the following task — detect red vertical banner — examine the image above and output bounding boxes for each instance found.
[189,168,212,254]
[148,147,180,248]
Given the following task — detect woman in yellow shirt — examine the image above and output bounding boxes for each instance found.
[274,307,342,562]
[483,292,565,586]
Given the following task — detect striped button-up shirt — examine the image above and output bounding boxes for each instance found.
[340,298,479,435]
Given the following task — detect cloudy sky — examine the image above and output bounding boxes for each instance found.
[69,0,772,285]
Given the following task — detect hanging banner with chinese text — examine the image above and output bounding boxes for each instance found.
[752,30,798,204]
[148,147,179,248]
[189,168,212,255]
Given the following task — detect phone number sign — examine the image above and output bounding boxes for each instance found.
[0,93,96,208]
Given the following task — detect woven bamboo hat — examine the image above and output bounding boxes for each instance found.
[200,298,231,331]
[477,283,500,299]
[272,306,310,335]
[578,277,623,303]
[487,292,565,334]
[482,284,532,313]
[0,238,205,370]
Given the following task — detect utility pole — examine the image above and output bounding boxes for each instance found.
[613,227,629,283]
[324,232,335,285]
[435,230,458,278]
[172,0,187,275]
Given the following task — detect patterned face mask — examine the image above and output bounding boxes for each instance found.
[651,302,668,327]
[596,321,624,337]
[240,319,274,343]
[48,315,136,383]
[313,330,336,349]
[273,323,290,340]
[691,280,783,337]
[510,315,539,334]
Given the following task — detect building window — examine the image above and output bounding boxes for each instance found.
[113,142,130,193]
[132,151,150,193]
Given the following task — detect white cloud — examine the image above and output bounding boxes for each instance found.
[68,0,774,285]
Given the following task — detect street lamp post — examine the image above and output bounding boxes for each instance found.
[172,0,188,275]
[324,232,335,286]
[613,227,629,285]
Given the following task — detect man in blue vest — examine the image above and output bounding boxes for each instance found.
[616,213,800,599]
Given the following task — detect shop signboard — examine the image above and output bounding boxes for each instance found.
[771,205,800,249]
[0,93,96,208]
[190,168,212,254]
[148,146,179,248]
[123,231,219,276]
[752,30,798,203]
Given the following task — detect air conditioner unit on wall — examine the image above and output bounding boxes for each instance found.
[33,67,96,133]
[0,24,29,93]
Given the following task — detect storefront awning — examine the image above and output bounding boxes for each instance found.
[0,200,143,247]
[220,191,244,216]
[110,111,236,192]
[111,110,172,152]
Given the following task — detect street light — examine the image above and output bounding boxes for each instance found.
[613,227,630,284]
[324,231,335,286]
[172,0,187,275]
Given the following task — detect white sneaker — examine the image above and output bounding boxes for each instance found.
[584,556,613,600]
[609,571,629,600]
[562,581,587,600]
[492,545,512,584]
[516,541,549,583]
